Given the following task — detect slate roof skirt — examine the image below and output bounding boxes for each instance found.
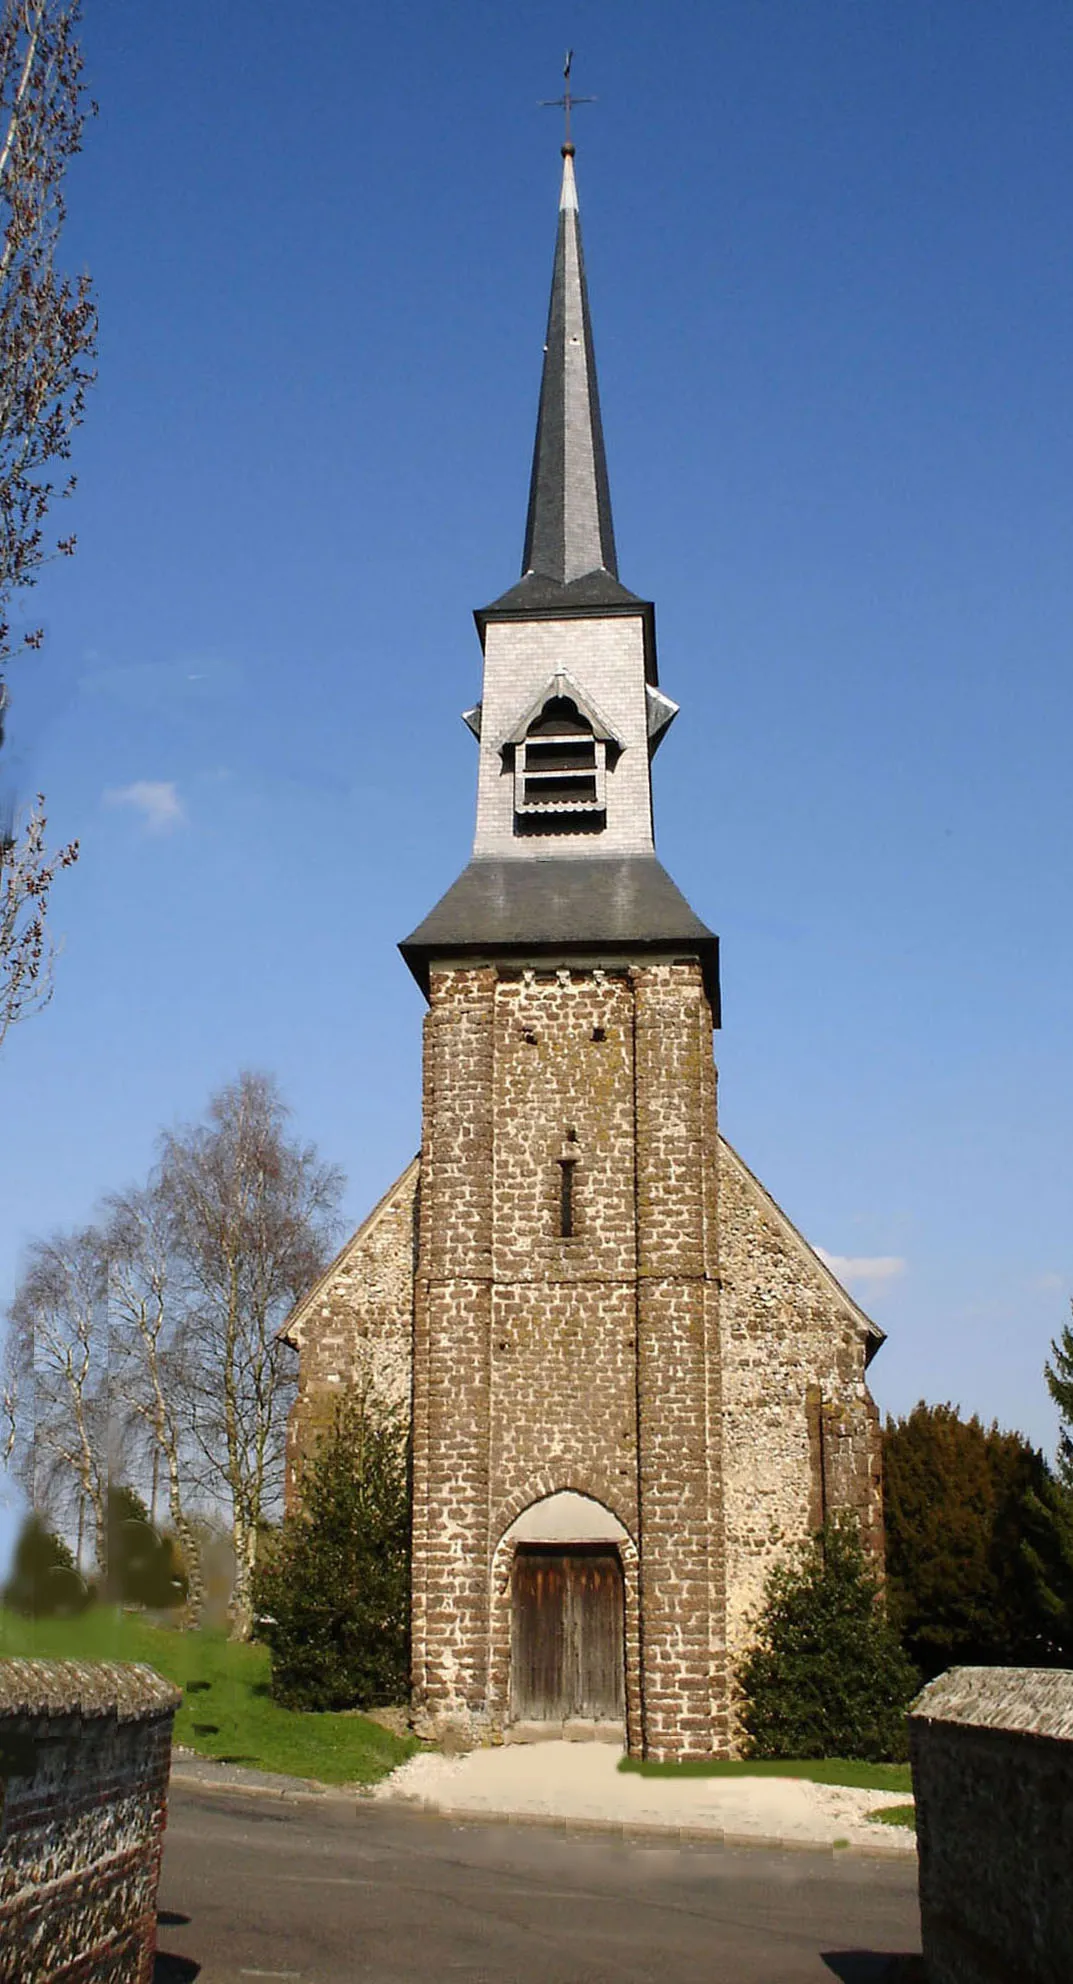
[399,856,720,1017]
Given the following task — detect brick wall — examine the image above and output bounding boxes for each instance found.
[0,1659,181,1984]
[910,1666,1073,1984]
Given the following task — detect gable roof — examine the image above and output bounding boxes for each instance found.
[719,1136,885,1362]
[278,1155,419,1353]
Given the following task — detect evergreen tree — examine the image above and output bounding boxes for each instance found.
[105,1483,186,1610]
[883,1402,1052,1675]
[1044,1307,1073,1489]
[1021,1475,1073,1661]
[252,1390,410,1712]
[2,1511,89,1616]
[1020,1318,1073,1658]
[738,1519,917,1762]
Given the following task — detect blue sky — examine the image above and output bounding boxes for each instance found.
[2,1,1072,1558]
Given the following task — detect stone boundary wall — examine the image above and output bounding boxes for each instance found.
[909,1665,1073,1984]
[0,1659,181,1984]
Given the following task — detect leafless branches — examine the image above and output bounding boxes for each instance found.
[4,1071,343,1633]
[0,1,93,1051]
[104,1184,207,1625]
[7,1221,109,1564]
[0,0,96,674]
[0,789,77,1049]
[158,1072,343,1637]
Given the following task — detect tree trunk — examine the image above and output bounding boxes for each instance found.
[228,1517,257,1641]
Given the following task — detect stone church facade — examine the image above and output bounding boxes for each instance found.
[283,142,885,1760]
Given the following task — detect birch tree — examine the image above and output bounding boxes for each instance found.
[104,1185,206,1625]
[159,1072,342,1639]
[6,1222,109,1566]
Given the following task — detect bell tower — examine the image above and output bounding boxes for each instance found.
[401,141,727,1760]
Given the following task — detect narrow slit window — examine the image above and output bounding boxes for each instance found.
[558,1157,577,1239]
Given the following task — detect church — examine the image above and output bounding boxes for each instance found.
[283,137,886,1761]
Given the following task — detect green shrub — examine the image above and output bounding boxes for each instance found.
[252,1391,410,1711]
[738,1517,917,1762]
[2,1514,91,1617]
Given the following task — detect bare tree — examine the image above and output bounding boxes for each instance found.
[0,788,76,1048]
[7,1222,110,1566]
[159,1072,342,1638]
[0,0,96,674]
[0,0,95,1047]
[1,1282,28,1475]
[104,1185,206,1625]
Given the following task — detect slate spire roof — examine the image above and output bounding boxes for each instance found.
[524,145,617,586]
[483,146,643,619]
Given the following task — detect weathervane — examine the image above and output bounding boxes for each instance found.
[539,49,595,154]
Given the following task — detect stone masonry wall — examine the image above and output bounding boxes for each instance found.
[411,966,496,1728]
[910,1666,1073,1984]
[411,958,724,1759]
[719,1139,883,1677]
[0,1660,180,1984]
[633,963,726,1757]
[282,1158,418,1510]
[286,1016,883,1757]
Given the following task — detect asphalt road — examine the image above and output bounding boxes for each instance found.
[156,1785,921,1984]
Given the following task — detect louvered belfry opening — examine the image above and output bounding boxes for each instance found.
[514,695,605,826]
[510,1545,626,1723]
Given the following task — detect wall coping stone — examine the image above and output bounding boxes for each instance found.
[0,1658,182,1721]
[910,1664,1073,1743]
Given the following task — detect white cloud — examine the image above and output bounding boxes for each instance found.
[104,780,186,834]
[816,1248,907,1288]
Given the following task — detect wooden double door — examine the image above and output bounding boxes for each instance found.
[510,1545,625,1723]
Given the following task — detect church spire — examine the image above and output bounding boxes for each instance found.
[521,144,618,586]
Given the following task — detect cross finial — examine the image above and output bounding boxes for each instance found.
[539,49,596,156]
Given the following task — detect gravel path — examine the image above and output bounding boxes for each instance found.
[375,1741,916,1854]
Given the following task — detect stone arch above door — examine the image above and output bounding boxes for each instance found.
[502,1490,632,1550]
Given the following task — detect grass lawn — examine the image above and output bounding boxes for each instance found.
[0,1606,417,1786]
[868,1803,917,1830]
[619,1754,913,1794]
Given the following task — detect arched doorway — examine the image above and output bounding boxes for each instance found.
[510,1543,626,1724]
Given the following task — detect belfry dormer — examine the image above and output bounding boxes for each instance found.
[401,141,719,1019]
[507,674,619,833]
